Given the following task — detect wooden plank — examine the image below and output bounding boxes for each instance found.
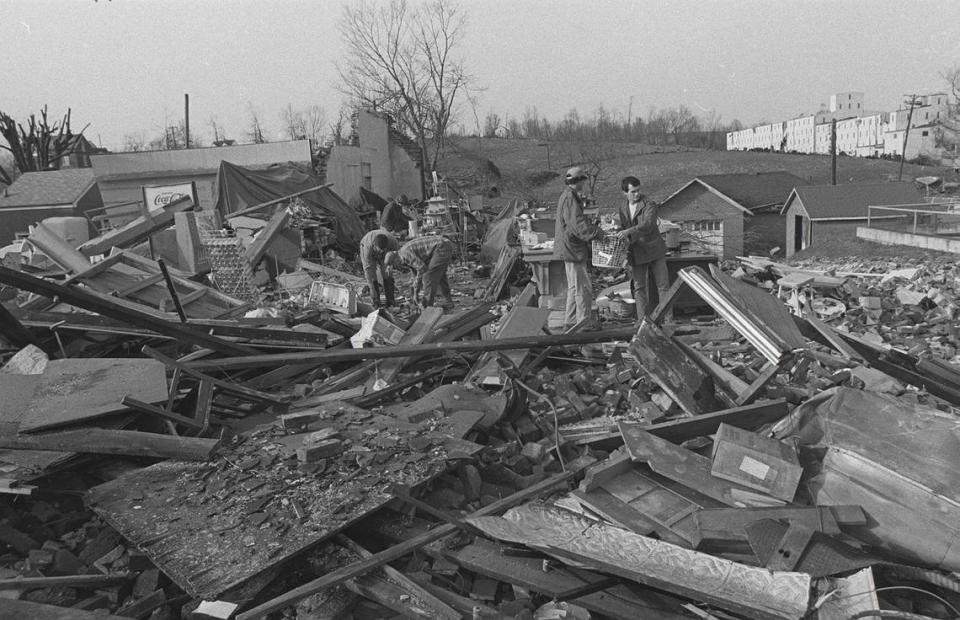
[234,472,573,620]
[0,265,255,356]
[694,505,866,542]
[0,429,218,461]
[468,305,551,385]
[710,265,808,350]
[0,302,42,350]
[675,339,748,406]
[0,572,132,589]
[735,361,784,406]
[335,535,460,620]
[630,319,718,415]
[619,422,785,507]
[801,312,863,361]
[0,599,130,620]
[141,345,284,404]
[185,326,639,371]
[744,518,876,578]
[244,208,291,269]
[78,195,192,257]
[365,306,443,389]
[18,358,169,433]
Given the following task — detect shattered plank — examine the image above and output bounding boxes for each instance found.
[630,319,719,415]
[234,472,573,620]
[244,207,292,270]
[694,505,866,543]
[0,599,130,620]
[26,221,92,273]
[78,195,193,257]
[619,422,785,507]
[365,306,443,390]
[187,326,638,371]
[0,265,254,356]
[0,429,218,461]
[467,305,551,385]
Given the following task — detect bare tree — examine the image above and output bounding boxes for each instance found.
[328,104,353,146]
[0,106,88,185]
[337,0,472,174]
[482,110,501,138]
[942,64,960,114]
[247,104,267,144]
[280,104,327,145]
[122,132,146,152]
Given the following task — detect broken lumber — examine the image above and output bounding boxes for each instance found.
[244,207,291,269]
[0,599,130,620]
[0,429,219,461]
[0,265,254,356]
[235,471,574,620]
[630,319,718,415]
[187,326,638,371]
[26,221,92,273]
[78,195,193,256]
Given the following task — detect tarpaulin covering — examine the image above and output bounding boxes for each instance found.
[479,198,522,264]
[213,161,365,255]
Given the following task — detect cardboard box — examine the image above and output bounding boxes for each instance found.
[308,279,357,315]
[350,309,405,348]
[710,423,802,501]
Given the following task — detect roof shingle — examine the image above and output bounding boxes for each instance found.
[0,169,96,208]
[786,182,923,220]
[694,171,808,210]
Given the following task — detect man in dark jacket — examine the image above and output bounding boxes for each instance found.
[359,228,400,308]
[616,175,669,318]
[380,194,412,235]
[555,166,602,327]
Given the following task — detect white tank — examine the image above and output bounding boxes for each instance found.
[40,216,91,246]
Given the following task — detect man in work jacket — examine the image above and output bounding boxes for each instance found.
[554,166,602,327]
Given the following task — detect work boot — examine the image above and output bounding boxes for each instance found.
[370,281,382,308]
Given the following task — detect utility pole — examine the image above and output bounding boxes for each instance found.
[898,94,920,181]
[184,93,190,149]
[830,119,837,185]
[538,142,551,169]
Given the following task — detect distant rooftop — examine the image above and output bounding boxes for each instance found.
[0,168,96,208]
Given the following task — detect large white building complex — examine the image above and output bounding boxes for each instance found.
[727,92,951,161]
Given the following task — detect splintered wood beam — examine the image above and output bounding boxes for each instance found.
[234,471,574,620]
[0,429,218,461]
[244,208,291,270]
[630,319,719,415]
[78,195,193,257]
[0,266,254,356]
[188,326,639,371]
[0,302,42,350]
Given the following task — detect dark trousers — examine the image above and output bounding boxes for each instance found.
[629,256,669,318]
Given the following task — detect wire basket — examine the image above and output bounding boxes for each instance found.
[591,233,628,268]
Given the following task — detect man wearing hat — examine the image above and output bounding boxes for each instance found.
[359,228,400,308]
[381,194,413,236]
[555,166,602,328]
[385,234,455,309]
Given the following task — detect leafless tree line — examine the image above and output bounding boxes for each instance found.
[476,104,744,150]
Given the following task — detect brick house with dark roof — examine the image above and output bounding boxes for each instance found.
[659,171,808,258]
[781,181,923,256]
[0,168,102,245]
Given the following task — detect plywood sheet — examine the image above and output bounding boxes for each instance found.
[19,359,169,433]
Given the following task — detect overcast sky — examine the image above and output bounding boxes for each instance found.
[3,0,960,151]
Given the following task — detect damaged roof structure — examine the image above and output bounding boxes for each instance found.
[2,182,960,620]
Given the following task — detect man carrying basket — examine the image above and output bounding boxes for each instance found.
[616,175,670,319]
[555,166,603,329]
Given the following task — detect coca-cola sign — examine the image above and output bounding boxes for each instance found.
[141,181,198,212]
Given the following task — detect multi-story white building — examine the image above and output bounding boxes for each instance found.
[829,91,865,115]
[785,115,815,153]
[856,113,884,157]
[836,117,860,155]
[814,122,833,155]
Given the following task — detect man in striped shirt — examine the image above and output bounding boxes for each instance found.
[386,235,455,309]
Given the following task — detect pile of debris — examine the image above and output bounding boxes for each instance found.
[3,200,960,620]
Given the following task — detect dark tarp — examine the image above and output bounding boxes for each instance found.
[213,161,365,254]
[479,198,522,264]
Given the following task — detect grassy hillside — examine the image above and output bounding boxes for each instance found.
[440,136,955,211]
